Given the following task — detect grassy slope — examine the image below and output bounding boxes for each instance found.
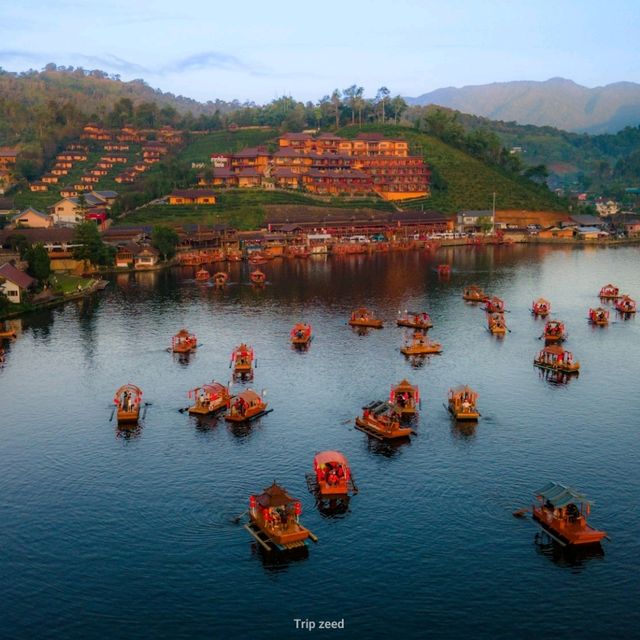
[14,143,143,210]
[339,124,567,213]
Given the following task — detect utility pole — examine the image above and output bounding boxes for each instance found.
[492,191,496,235]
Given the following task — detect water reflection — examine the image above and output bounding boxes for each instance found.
[364,435,410,457]
[536,368,576,387]
[315,495,351,519]
[253,543,309,572]
[534,532,605,570]
[116,422,142,441]
[450,421,478,442]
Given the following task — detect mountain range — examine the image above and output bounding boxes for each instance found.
[406,78,640,134]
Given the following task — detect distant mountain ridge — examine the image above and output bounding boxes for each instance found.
[406,78,640,134]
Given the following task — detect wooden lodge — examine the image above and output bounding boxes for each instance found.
[532,482,606,547]
[168,189,217,205]
[244,482,317,552]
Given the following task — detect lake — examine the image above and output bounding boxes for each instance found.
[1,244,639,639]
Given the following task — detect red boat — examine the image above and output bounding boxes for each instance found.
[244,482,317,552]
[397,311,432,330]
[290,322,312,346]
[484,296,505,313]
[389,379,419,416]
[171,329,197,353]
[195,268,210,281]
[532,482,606,547]
[312,451,356,497]
[599,284,619,299]
[231,343,254,377]
[224,389,268,422]
[355,400,414,440]
[437,264,451,276]
[250,269,266,285]
[187,381,232,415]
[542,319,566,343]
[213,271,229,287]
[114,383,142,424]
[615,295,636,314]
[532,298,551,317]
[534,345,580,374]
[462,285,487,303]
[588,307,609,326]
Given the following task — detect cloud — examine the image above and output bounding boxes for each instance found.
[162,51,250,74]
[73,54,149,75]
[0,49,44,63]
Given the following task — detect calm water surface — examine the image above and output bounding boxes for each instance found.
[1,245,640,639]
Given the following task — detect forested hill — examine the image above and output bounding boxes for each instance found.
[0,66,243,147]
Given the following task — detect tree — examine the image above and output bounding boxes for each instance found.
[477,216,494,233]
[72,221,113,266]
[375,87,390,123]
[152,226,179,260]
[523,164,549,183]
[390,95,407,124]
[25,243,51,283]
[343,85,363,125]
[330,89,342,129]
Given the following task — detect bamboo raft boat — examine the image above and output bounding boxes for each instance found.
[542,319,566,343]
[397,311,433,330]
[230,343,254,378]
[114,383,143,424]
[171,329,197,353]
[354,401,414,440]
[615,295,636,314]
[532,482,606,547]
[290,322,312,346]
[309,451,356,497]
[244,482,318,552]
[250,269,266,285]
[195,268,210,282]
[487,312,507,335]
[400,331,442,355]
[484,296,505,314]
[187,381,232,415]
[213,271,229,287]
[599,283,619,300]
[348,308,383,328]
[462,284,487,303]
[532,297,551,317]
[534,345,580,374]
[389,379,420,416]
[588,307,609,326]
[224,389,269,423]
[447,385,480,421]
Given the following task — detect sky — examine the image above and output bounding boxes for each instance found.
[1,0,639,104]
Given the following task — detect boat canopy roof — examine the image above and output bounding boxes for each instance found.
[393,378,417,392]
[535,481,592,507]
[236,389,261,402]
[314,450,348,466]
[114,383,142,397]
[198,381,227,395]
[255,482,294,508]
[175,328,194,337]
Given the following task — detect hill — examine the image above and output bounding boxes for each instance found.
[338,125,567,213]
[406,78,640,134]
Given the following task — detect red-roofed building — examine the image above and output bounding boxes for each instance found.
[168,189,217,205]
[0,262,36,302]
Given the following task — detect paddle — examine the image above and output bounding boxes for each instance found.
[512,507,530,518]
[232,510,248,524]
[109,406,115,422]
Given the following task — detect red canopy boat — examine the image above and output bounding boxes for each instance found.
[534,345,580,374]
[462,285,487,303]
[224,389,268,422]
[290,322,312,345]
[599,284,619,299]
[355,401,414,440]
[532,297,551,317]
[187,381,232,415]
[532,482,606,547]
[250,269,266,285]
[588,307,609,326]
[389,379,420,416]
[172,329,197,353]
[312,451,355,496]
[195,268,210,281]
[231,343,254,377]
[484,296,505,313]
[114,383,142,424]
[542,319,566,343]
[397,311,433,330]
[245,482,317,552]
[615,295,636,314]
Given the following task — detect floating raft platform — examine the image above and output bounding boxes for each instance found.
[243,521,318,552]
